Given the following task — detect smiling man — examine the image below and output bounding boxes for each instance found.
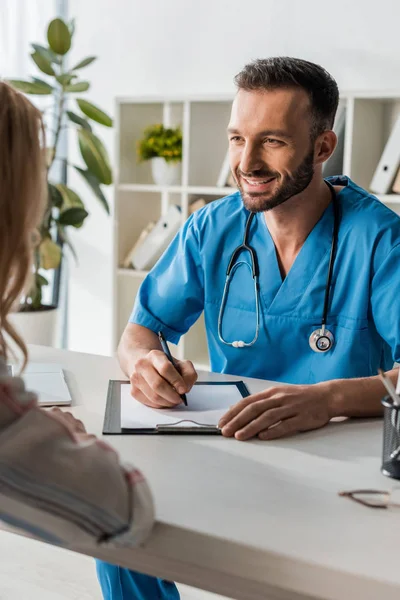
[97,56,400,600]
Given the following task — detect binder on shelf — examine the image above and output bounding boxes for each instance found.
[130,204,182,271]
[392,166,400,194]
[323,103,346,177]
[122,221,155,268]
[216,150,231,187]
[370,114,400,194]
[333,102,346,137]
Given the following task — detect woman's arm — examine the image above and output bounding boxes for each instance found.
[0,361,154,549]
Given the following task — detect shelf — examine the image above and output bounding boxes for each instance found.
[189,186,236,196]
[117,183,237,196]
[119,185,400,204]
[118,183,183,193]
[118,267,149,277]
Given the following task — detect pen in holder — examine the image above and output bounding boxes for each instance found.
[381,396,400,480]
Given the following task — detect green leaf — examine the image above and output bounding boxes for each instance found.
[74,166,110,214]
[31,44,57,64]
[58,207,89,227]
[72,56,97,70]
[66,110,92,131]
[65,81,90,93]
[31,50,55,76]
[47,18,71,55]
[55,183,85,210]
[30,278,42,310]
[48,182,63,208]
[39,238,62,270]
[32,76,52,86]
[56,73,74,86]
[36,274,49,286]
[78,129,113,185]
[7,79,53,95]
[76,99,113,127]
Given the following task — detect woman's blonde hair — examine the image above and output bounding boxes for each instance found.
[0,82,46,365]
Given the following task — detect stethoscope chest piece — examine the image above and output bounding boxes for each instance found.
[309,327,334,353]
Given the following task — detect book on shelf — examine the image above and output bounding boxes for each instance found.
[370,113,400,195]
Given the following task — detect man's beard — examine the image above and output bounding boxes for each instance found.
[237,146,315,213]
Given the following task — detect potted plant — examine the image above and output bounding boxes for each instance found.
[7,17,113,346]
[137,123,182,186]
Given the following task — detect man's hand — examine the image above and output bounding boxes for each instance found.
[130,350,198,408]
[218,383,332,441]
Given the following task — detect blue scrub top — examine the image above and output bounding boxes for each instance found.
[130,176,400,384]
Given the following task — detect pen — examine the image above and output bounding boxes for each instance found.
[158,331,188,406]
[378,368,400,406]
[378,369,400,460]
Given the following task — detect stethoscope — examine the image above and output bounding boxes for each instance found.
[217,181,340,353]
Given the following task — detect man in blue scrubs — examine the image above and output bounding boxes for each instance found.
[97,57,400,599]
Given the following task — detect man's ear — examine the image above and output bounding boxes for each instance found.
[314,130,337,166]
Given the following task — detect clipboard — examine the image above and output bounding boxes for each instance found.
[103,380,250,435]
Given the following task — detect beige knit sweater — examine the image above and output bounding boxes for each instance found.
[0,358,154,550]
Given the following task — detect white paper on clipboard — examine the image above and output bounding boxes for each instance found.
[120,382,244,429]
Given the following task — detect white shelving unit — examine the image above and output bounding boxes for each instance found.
[113,92,400,368]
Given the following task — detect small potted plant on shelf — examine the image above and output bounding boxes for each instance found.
[7,17,113,346]
[137,123,182,186]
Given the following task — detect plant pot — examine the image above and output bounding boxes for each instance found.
[9,306,60,347]
[151,157,181,186]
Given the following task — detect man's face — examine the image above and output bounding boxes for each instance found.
[228,88,317,212]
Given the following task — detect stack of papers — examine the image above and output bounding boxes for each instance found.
[22,363,72,406]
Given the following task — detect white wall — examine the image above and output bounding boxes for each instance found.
[0,0,55,77]
[67,0,400,356]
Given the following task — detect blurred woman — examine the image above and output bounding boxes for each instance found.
[0,80,153,550]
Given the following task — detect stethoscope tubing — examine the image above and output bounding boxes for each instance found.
[218,181,340,350]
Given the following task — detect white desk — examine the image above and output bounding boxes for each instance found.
[26,345,399,600]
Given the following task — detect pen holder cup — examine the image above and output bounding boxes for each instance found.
[381,396,400,480]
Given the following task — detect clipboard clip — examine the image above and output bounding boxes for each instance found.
[156,419,221,433]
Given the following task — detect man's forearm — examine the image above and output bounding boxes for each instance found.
[324,368,399,418]
[117,323,161,378]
